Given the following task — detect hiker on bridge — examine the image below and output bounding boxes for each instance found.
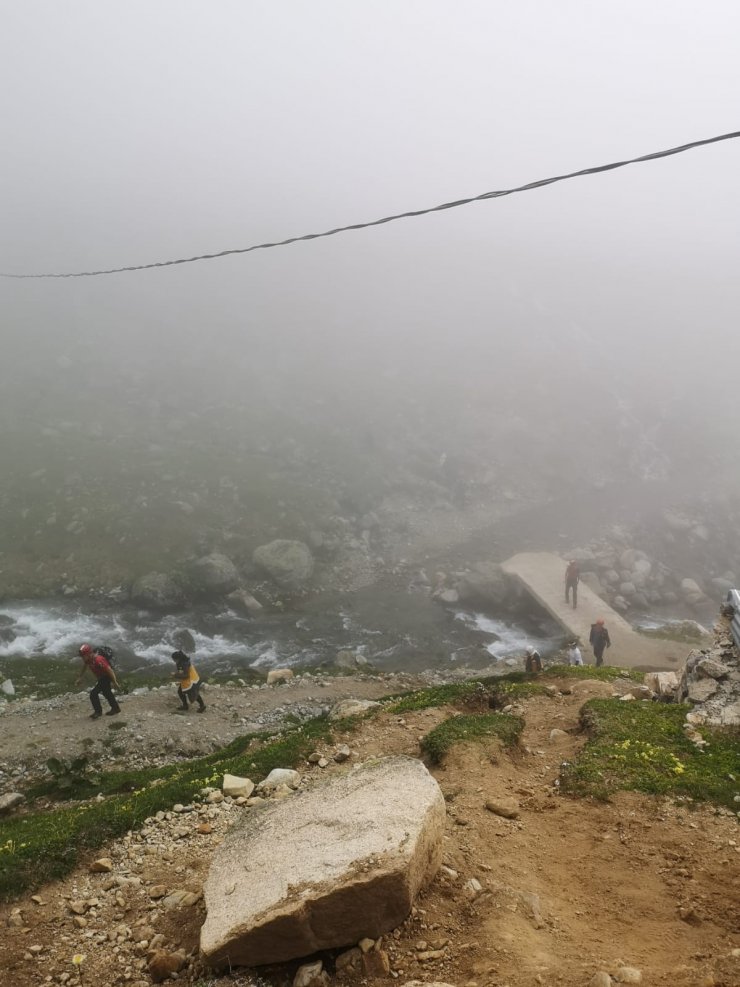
[589,619,611,667]
[564,559,580,609]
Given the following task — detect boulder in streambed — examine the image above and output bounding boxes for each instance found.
[130,572,184,609]
[455,562,509,607]
[252,539,314,589]
[190,553,240,597]
[200,755,445,968]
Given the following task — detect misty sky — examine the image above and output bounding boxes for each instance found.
[2,2,740,429]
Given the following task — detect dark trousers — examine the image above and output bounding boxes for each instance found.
[565,580,578,607]
[178,683,205,710]
[90,676,120,714]
[594,645,606,667]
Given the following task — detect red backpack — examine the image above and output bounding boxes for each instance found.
[90,654,112,677]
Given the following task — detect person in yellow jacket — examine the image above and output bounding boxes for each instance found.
[171,650,206,713]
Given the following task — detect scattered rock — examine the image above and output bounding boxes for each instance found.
[644,671,678,696]
[258,768,301,791]
[147,950,186,983]
[590,974,613,987]
[227,588,265,614]
[267,668,294,685]
[485,797,520,819]
[89,857,113,873]
[334,744,351,763]
[294,960,328,987]
[222,774,255,798]
[362,949,391,977]
[614,967,642,984]
[162,888,201,909]
[0,792,24,815]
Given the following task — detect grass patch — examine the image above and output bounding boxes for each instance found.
[0,717,334,901]
[486,678,547,706]
[421,712,523,764]
[542,664,644,682]
[388,681,483,712]
[560,699,740,808]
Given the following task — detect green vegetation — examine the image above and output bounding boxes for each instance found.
[0,717,334,901]
[421,712,523,764]
[388,680,483,712]
[542,663,644,682]
[560,699,740,808]
[636,621,709,644]
[486,677,547,706]
[44,756,101,793]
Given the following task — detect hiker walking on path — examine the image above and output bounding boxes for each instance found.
[589,619,611,667]
[564,559,580,609]
[525,646,543,675]
[171,650,206,713]
[76,644,121,719]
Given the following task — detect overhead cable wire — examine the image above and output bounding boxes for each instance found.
[2,128,739,279]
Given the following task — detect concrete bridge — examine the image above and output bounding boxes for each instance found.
[501,552,685,669]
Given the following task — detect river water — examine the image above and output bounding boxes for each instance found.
[0,586,562,678]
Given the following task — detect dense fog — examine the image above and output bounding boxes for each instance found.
[2,2,740,606]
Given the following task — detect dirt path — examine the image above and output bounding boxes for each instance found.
[1,681,738,987]
[0,671,429,782]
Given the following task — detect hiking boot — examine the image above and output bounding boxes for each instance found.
[105,708,121,717]
[197,706,206,713]
[89,712,102,720]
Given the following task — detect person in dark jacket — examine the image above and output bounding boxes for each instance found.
[589,619,611,667]
[171,650,206,713]
[76,643,121,719]
[564,560,580,609]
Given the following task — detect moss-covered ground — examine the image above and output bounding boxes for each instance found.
[421,712,524,764]
[560,699,740,808]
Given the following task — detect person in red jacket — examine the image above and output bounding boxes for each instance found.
[76,644,121,719]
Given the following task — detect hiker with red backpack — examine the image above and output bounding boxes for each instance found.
[76,644,121,719]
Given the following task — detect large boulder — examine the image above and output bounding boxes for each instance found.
[456,562,509,607]
[681,578,707,606]
[190,553,240,596]
[200,756,445,968]
[130,572,184,609]
[252,540,314,589]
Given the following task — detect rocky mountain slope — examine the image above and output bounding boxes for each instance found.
[1,675,738,987]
